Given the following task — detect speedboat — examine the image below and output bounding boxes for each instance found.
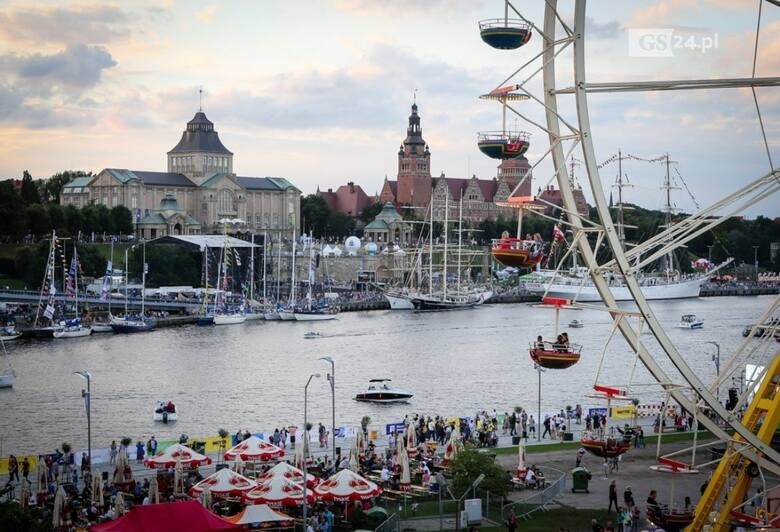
[355,379,413,404]
[677,314,703,329]
[154,401,178,423]
[213,313,246,325]
[568,319,584,328]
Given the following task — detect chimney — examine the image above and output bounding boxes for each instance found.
[348,181,354,192]
[328,188,333,193]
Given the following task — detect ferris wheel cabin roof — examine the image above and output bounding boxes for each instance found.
[148,234,260,251]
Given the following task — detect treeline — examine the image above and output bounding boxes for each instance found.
[0,171,133,242]
[299,195,368,238]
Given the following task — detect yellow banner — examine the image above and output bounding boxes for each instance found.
[610,406,636,419]
[0,455,38,476]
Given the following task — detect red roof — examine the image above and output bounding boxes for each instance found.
[318,189,338,211]
[436,176,500,202]
[91,500,240,532]
[335,183,370,216]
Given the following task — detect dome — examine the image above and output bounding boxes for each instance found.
[160,192,179,211]
[168,111,233,155]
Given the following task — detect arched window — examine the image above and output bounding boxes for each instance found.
[217,189,236,215]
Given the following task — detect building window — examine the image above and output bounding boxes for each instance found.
[217,189,235,214]
[131,196,138,208]
[112,196,118,207]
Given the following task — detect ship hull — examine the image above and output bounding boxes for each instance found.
[525,277,705,302]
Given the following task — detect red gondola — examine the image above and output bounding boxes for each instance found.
[492,237,544,268]
[580,435,631,458]
[529,341,581,369]
[646,506,694,532]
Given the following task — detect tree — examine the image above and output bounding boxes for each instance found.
[109,205,133,235]
[449,447,508,498]
[359,201,383,223]
[326,212,356,238]
[47,204,66,232]
[14,242,49,289]
[26,204,51,239]
[45,171,91,204]
[300,195,331,236]
[20,170,40,204]
[64,205,84,237]
[76,244,107,278]
[0,180,25,241]
[128,244,200,287]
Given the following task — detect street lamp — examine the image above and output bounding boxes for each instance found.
[753,245,759,281]
[73,371,92,473]
[302,373,320,528]
[534,364,545,442]
[706,341,720,404]
[318,356,336,468]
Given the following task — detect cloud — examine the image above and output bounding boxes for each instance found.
[1,44,117,90]
[195,5,217,23]
[0,4,129,45]
[586,17,622,39]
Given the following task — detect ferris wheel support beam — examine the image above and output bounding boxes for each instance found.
[542,0,780,474]
[554,77,780,94]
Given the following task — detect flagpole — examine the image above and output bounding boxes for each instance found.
[108,240,113,315]
[249,232,255,302]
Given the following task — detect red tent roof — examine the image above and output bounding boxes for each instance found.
[91,500,240,532]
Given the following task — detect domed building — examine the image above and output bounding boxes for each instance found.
[61,109,301,238]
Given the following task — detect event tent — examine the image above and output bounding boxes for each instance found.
[91,500,239,532]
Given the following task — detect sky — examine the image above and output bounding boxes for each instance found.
[0,0,778,217]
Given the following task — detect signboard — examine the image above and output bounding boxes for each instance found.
[610,406,636,419]
[385,422,405,435]
[588,407,608,419]
[464,499,483,525]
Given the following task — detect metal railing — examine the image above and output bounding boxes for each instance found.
[501,466,566,521]
[477,131,531,142]
[374,511,400,532]
[478,18,531,31]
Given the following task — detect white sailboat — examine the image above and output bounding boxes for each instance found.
[92,241,115,332]
[264,231,283,320]
[110,240,156,333]
[54,244,92,339]
[243,233,264,320]
[294,235,338,321]
[279,231,298,321]
[213,234,246,325]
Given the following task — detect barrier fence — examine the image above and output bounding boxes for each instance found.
[501,466,566,521]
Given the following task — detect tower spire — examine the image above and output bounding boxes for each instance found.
[199,86,203,111]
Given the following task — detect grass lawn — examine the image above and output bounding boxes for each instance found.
[402,507,619,531]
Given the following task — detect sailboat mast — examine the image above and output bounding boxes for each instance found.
[617,148,625,247]
[308,231,314,312]
[124,247,129,316]
[290,226,297,306]
[457,195,462,297]
[443,190,449,300]
[249,233,255,301]
[664,152,673,273]
[34,231,56,327]
[141,240,146,316]
[262,230,267,303]
[428,197,433,296]
[108,240,113,314]
[73,244,79,318]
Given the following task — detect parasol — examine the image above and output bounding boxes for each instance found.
[257,461,319,489]
[189,467,257,499]
[313,468,382,502]
[224,436,284,462]
[243,474,314,508]
[144,443,212,469]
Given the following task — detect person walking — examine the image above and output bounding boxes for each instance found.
[109,441,118,465]
[623,486,634,509]
[528,415,536,437]
[7,455,18,482]
[135,441,145,463]
[505,508,517,532]
[542,416,551,439]
[602,458,610,479]
[608,480,619,513]
[21,457,30,481]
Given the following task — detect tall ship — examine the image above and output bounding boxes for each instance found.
[522,152,732,302]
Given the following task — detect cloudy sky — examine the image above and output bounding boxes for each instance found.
[0,0,777,216]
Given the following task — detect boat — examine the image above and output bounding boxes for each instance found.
[355,379,413,404]
[677,314,703,329]
[294,309,337,321]
[195,315,214,326]
[92,243,117,334]
[111,315,157,333]
[0,333,21,342]
[410,290,493,311]
[304,332,322,339]
[278,310,296,321]
[264,310,281,320]
[154,401,178,423]
[742,318,780,338]
[244,308,264,321]
[25,230,66,339]
[384,291,416,310]
[90,322,113,333]
[0,335,15,388]
[53,318,92,338]
[568,319,584,328]
[214,313,246,325]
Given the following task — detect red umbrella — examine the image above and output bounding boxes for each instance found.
[188,467,257,499]
[313,469,382,502]
[143,444,212,469]
[243,475,314,508]
[224,436,285,462]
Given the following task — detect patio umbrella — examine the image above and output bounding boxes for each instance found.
[144,443,212,469]
[173,459,184,495]
[398,438,410,490]
[114,451,132,484]
[189,467,257,499]
[224,436,284,462]
[91,473,102,505]
[313,468,382,503]
[243,475,314,509]
[52,484,68,529]
[443,425,462,466]
[406,423,418,457]
[201,486,212,509]
[225,504,294,526]
[517,438,527,475]
[149,476,160,504]
[256,462,319,489]
[36,459,48,496]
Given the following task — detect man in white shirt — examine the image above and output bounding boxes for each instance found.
[380,465,390,485]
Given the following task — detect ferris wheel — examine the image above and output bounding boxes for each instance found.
[476,1,780,530]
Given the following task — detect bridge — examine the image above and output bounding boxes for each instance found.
[0,289,200,313]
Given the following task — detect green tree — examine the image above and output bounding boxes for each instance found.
[20,170,40,204]
[128,244,200,287]
[76,244,107,278]
[14,241,49,289]
[26,204,51,239]
[64,205,84,237]
[449,447,508,498]
[326,212,356,238]
[359,201,382,223]
[0,180,26,241]
[47,204,66,232]
[109,205,134,235]
[300,195,331,237]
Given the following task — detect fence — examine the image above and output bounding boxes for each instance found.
[374,511,400,532]
[501,466,566,521]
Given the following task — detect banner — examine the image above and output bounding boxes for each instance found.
[610,406,636,419]
[385,422,405,435]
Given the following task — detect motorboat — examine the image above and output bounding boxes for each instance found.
[0,372,14,389]
[294,308,338,321]
[304,332,322,339]
[213,313,246,325]
[111,315,157,334]
[677,314,703,329]
[568,319,584,328]
[355,379,413,404]
[53,319,92,339]
[154,401,178,423]
[90,322,113,333]
[384,291,416,310]
[0,327,21,342]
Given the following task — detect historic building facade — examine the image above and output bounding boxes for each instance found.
[378,103,536,222]
[61,111,301,238]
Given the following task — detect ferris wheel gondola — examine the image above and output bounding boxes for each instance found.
[478,1,533,50]
[528,297,581,369]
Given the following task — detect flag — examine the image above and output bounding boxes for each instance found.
[553,225,565,241]
[65,256,77,296]
[43,304,55,320]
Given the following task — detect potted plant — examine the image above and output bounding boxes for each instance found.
[218,429,229,464]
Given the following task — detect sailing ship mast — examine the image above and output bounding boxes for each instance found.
[141,240,147,317]
[262,230,267,304]
[249,233,255,302]
[662,152,680,274]
[34,231,57,327]
[457,195,462,297]
[443,190,449,300]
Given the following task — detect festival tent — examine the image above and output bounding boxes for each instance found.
[313,469,382,502]
[224,435,284,462]
[92,500,240,532]
[256,461,319,489]
[225,504,294,527]
[243,474,314,508]
[189,467,257,499]
[143,443,212,469]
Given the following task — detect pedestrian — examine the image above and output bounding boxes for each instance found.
[608,480,618,513]
[602,458,610,479]
[21,457,30,480]
[630,506,641,532]
[576,448,585,467]
[623,486,634,508]
[636,427,645,448]
[289,425,297,449]
[542,416,551,439]
[109,441,117,465]
[509,412,517,436]
[80,452,90,474]
[528,415,536,436]
[7,455,18,482]
[149,435,157,455]
[505,508,517,532]
[135,441,145,463]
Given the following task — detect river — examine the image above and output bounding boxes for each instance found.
[0,295,774,455]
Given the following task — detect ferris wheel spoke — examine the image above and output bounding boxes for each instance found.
[554,76,780,94]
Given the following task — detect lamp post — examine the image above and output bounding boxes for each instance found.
[73,371,92,473]
[706,341,720,403]
[707,245,714,263]
[753,245,759,281]
[535,364,545,442]
[302,372,320,529]
[319,356,336,468]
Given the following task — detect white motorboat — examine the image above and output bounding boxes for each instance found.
[294,309,338,321]
[677,314,703,329]
[355,379,413,404]
[90,323,113,333]
[214,313,246,325]
[384,292,416,310]
[568,319,584,328]
[53,324,93,338]
[0,372,14,388]
[0,332,21,342]
[304,331,322,339]
[154,401,178,423]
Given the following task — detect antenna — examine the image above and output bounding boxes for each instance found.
[413,88,417,104]
[199,86,203,111]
